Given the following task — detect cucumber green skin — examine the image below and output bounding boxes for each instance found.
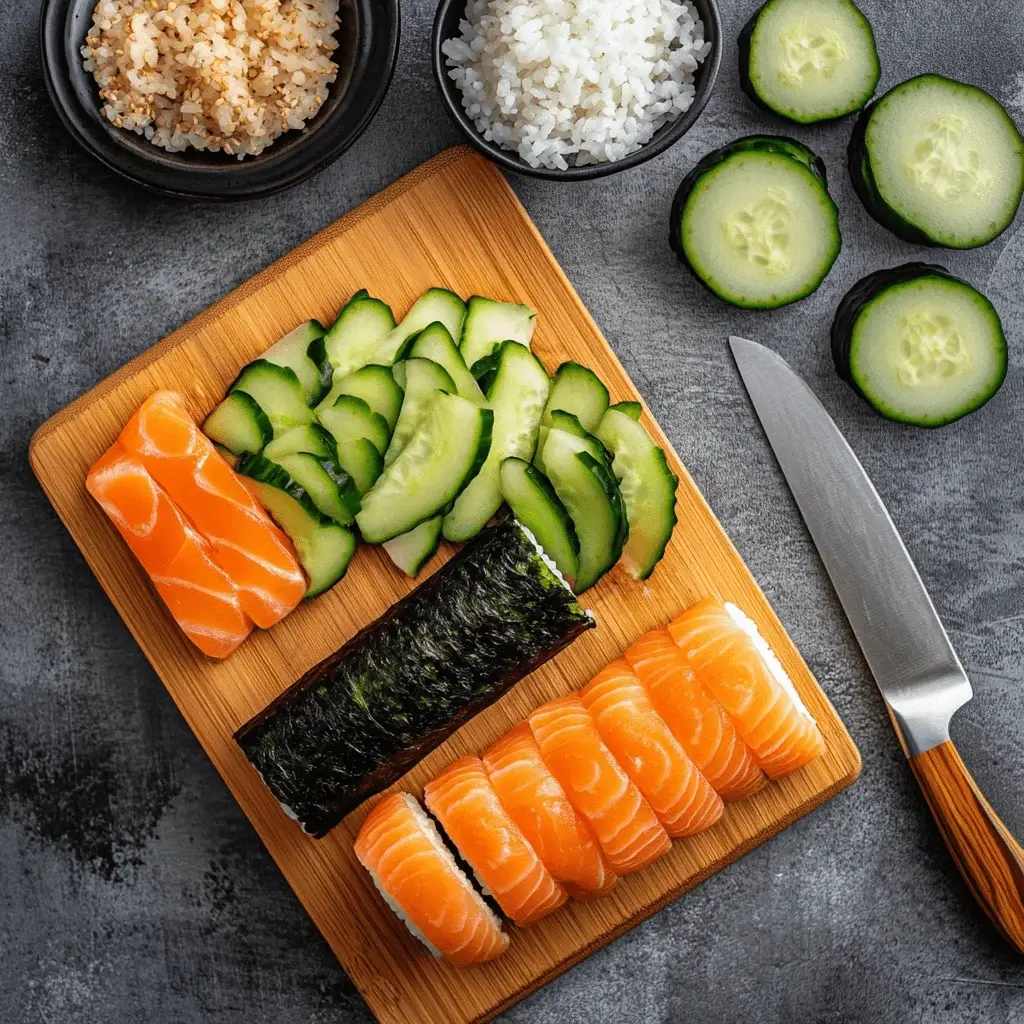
[738,0,879,124]
[306,335,333,401]
[831,262,1009,427]
[235,517,594,836]
[670,136,839,309]
[574,451,629,592]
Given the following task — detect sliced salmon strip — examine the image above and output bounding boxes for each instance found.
[482,723,617,900]
[626,627,767,800]
[529,695,671,875]
[580,659,723,838]
[669,597,827,779]
[424,756,568,926]
[86,441,252,658]
[355,793,509,967]
[119,391,305,628]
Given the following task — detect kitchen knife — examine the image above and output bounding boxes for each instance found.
[729,335,1024,953]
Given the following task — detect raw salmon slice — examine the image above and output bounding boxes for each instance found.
[529,695,671,875]
[580,660,723,838]
[86,441,252,658]
[355,792,508,967]
[120,391,305,628]
[482,723,617,899]
[424,756,568,926]
[669,598,827,779]
[625,627,766,801]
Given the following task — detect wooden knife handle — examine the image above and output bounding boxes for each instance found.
[909,740,1024,953]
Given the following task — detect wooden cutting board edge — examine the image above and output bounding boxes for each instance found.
[28,146,863,1024]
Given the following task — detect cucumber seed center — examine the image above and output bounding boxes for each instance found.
[722,189,791,273]
[908,116,993,200]
[778,26,847,84]
[894,311,970,387]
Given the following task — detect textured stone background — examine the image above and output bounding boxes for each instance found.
[3,0,1024,1021]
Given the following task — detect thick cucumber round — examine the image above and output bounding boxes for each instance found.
[740,0,879,124]
[460,296,536,372]
[229,360,313,436]
[322,290,396,383]
[356,394,494,544]
[385,358,456,466]
[850,75,1024,249]
[382,516,443,578]
[671,137,841,309]
[203,391,272,455]
[407,322,486,405]
[500,458,580,586]
[832,263,1008,427]
[327,365,404,432]
[317,394,392,457]
[596,410,678,580]
[262,320,328,404]
[541,428,627,593]
[373,288,467,367]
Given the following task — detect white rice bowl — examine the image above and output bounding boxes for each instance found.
[442,0,712,170]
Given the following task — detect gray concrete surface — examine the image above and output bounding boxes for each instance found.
[3,0,1024,1021]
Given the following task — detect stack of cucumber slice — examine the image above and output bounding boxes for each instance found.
[201,287,680,598]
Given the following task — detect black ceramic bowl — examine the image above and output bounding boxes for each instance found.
[41,0,400,200]
[432,0,721,182]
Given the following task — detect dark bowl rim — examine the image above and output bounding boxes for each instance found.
[431,0,722,182]
[40,0,402,201]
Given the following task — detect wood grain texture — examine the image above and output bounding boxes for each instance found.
[29,147,861,1024]
[909,740,1024,953]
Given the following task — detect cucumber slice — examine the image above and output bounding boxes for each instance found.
[242,464,357,598]
[386,358,457,466]
[317,395,391,457]
[850,74,1024,249]
[541,429,628,593]
[500,458,579,585]
[541,362,609,432]
[535,410,610,476]
[442,341,551,543]
[739,0,880,124]
[671,136,841,309]
[372,288,467,367]
[264,423,336,461]
[407,322,486,404]
[459,296,537,371]
[383,516,443,577]
[327,365,404,432]
[203,391,272,455]
[275,452,361,525]
[263,320,329,404]
[229,360,314,436]
[609,401,643,421]
[322,291,396,384]
[596,409,679,580]
[356,394,494,544]
[335,438,384,496]
[832,263,1008,427]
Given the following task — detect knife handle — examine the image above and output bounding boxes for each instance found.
[909,740,1024,953]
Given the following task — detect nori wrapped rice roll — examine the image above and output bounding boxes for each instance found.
[236,518,595,836]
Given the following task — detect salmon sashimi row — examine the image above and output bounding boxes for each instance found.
[424,757,568,926]
[354,793,509,967]
[355,596,825,967]
[669,597,827,778]
[119,391,306,629]
[86,442,253,659]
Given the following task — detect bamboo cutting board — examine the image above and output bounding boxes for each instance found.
[30,147,860,1024]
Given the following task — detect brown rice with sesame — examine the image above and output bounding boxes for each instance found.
[81,0,340,159]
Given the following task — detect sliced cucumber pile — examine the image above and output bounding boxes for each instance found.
[849,74,1024,249]
[740,0,879,124]
[832,263,1008,427]
[199,287,680,596]
[671,136,841,309]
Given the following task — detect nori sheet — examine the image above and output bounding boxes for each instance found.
[235,518,595,837]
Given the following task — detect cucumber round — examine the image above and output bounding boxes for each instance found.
[832,263,1008,427]
[596,409,679,580]
[322,291,396,383]
[373,288,467,367]
[203,391,272,456]
[459,296,536,371]
[849,75,1024,249]
[740,0,879,124]
[317,394,391,458]
[500,458,579,586]
[262,320,329,404]
[541,362,610,432]
[671,136,841,309]
[356,394,494,544]
[229,360,313,436]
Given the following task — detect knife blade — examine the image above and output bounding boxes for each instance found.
[729,335,1024,953]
